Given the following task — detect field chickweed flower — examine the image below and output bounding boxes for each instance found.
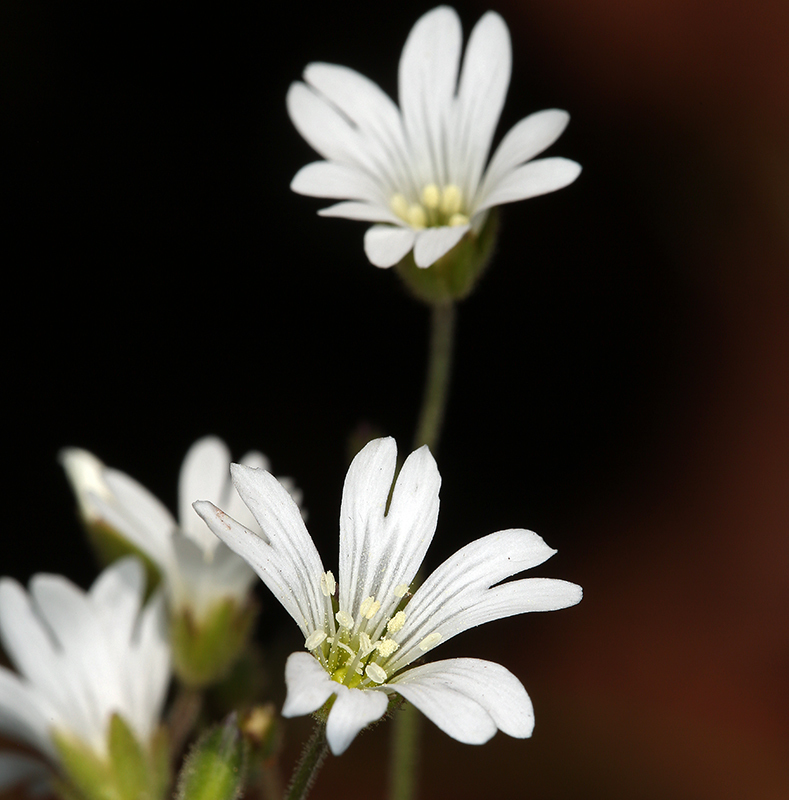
[287,6,581,269]
[195,437,582,755]
[0,558,170,795]
[60,436,304,686]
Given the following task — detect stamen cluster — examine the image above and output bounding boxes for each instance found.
[390,184,470,230]
[305,571,439,688]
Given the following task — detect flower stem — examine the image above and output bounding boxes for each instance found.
[412,301,457,452]
[388,701,421,800]
[389,301,458,800]
[284,722,328,800]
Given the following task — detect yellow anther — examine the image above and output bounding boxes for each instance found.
[305,630,327,651]
[440,184,463,216]
[375,638,399,658]
[406,204,427,229]
[365,663,387,684]
[419,632,443,652]
[390,193,409,220]
[421,184,441,209]
[448,213,470,227]
[335,610,354,629]
[394,584,409,598]
[359,596,378,619]
[320,571,336,597]
[387,610,406,634]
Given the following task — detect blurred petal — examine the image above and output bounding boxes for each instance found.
[478,109,570,204]
[413,225,469,268]
[451,11,511,197]
[363,225,416,267]
[476,157,581,213]
[398,6,462,186]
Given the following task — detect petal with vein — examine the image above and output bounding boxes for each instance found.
[303,63,410,193]
[413,225,469,268]
[477,109,570,204]
[281,652,336,717]
[476,157,581,214]
[286,82,377,176]
[389,529,580,671]
[318,200,401,224]
[325,685,388,755]
[291,161,384,205]
[398,6,462,186]
[451,11,511,199]
[388,658,534,741]
[194,467,325,638]
[363,225,416,268]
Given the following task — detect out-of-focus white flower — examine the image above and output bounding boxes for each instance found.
[0,558,170,794]
[60,437,301,622]
[287,6,581,269]
[60,437,304,686]
[195,437,582,755]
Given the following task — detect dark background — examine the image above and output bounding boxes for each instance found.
[4,1,788,798]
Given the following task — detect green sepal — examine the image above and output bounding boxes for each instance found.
[394,210,499,304]
[82,519,162,596]
[52,715,170,800]
[176,715,247,800]
[170,598,257,688]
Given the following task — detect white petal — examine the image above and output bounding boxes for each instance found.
[29,574,120,747]
[286,82,378,177]
[475,157,581,214]
[125,590,170,741]
[89,557,144,655]
[302,63,412,195]
[450,11,511,199]
[363,225,416,268]
[98,468,177,571]
[193,467,326,638]
[178,436,232,555]
[476,109,570,205]
[398,6,462,186]
[0,668,57,758]
[338,439,440,629]
[412,225,469,268]
[291,161,385,205]
[281,652,335,717]
[339,438,399,614]
[389,529,581,672]
[325,685,388,755]
[0,580,70,719]
[388,658,533,742]
[318,200,400,224]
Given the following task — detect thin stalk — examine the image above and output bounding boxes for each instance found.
[389,300,459,800]
[412,301,457,452]
[284,722,328,800]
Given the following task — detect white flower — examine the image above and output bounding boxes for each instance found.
[0,558,169,783]
[194,437,582,755]
[60,436,302,622]
[287,5,581,269]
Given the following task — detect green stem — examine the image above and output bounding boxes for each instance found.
[388,701,420,800]
[412,301,457,452]
[389,300,458,800]
[284,723,328,800]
